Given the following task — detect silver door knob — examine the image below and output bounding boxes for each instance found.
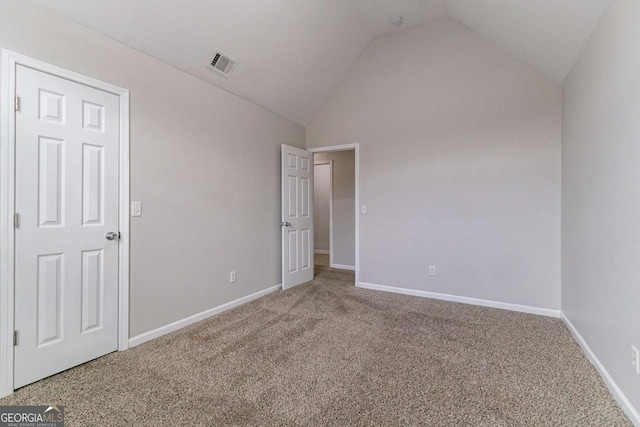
[280,222,291,227]
[105,232,119,241]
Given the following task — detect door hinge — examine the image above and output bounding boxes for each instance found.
[13,331,18,346]
[14,96,20,112]
[14,213,19,229]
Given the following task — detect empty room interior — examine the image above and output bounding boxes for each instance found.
[1,0,639,425]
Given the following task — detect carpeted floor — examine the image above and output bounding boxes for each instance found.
[1,266,631,426]
[315,252,329,266]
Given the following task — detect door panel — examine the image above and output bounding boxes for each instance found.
[301,230,310,269]
[81,249,104,333]
[36,253,63,347]
[38,136,65,227]
[300,177,310,217]
[281,145,313,289]
[14,65,120,388]
[288,230,298,273]
[81,143,104,225]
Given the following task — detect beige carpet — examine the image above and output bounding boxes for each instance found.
[1,266,631,426]
[315,252,329,266]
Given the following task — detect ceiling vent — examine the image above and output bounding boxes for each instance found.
[207,50,237,78]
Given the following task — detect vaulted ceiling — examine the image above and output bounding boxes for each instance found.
[29,0,610,126]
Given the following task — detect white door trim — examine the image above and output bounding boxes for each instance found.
[0,50,130,397]
[313,160,333,263]
[308,144,359,285]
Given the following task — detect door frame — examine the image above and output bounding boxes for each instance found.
[0,50,130,397]
[313,160,332,261]
[308,144,359,285]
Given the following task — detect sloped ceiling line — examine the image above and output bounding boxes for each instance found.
[28,0,610,125]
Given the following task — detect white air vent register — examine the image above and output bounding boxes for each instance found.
[208,50,237,78]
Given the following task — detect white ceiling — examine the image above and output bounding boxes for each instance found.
[29,0,610,126]
[445,0,611,83]
[348,0,447,35]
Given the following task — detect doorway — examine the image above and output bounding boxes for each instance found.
[309,145,359,283]
[313,151,356,271]
[280,143,360,289]
[313,161,332,268]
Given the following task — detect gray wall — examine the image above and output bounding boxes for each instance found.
[562,0,640,415]
[314,151,356,267]
[313,163,331,251]
[0,0,305,337]
[307,17,562,309]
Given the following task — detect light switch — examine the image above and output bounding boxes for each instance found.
[131,201,142,217]
[361,204,367,214]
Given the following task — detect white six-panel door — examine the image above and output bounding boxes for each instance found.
[281,144,314,289]
[14,65,120,388]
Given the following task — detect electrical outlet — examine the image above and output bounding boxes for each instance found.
[429,266,436,276]
[632,345,639,374]
[230,271,236,283]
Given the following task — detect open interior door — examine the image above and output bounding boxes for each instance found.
[281,144,314,290]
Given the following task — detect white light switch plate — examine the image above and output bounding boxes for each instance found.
[131,201,142,217]
[361,204,367,214]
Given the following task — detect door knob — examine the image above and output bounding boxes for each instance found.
[105,232,119,241]
[280,222,291,227]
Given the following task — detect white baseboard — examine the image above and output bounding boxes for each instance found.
[330,263,355,271]
[314,249,330,254]
[129,284,282,348]
[562,314,640,426]
[356,282,561,318]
